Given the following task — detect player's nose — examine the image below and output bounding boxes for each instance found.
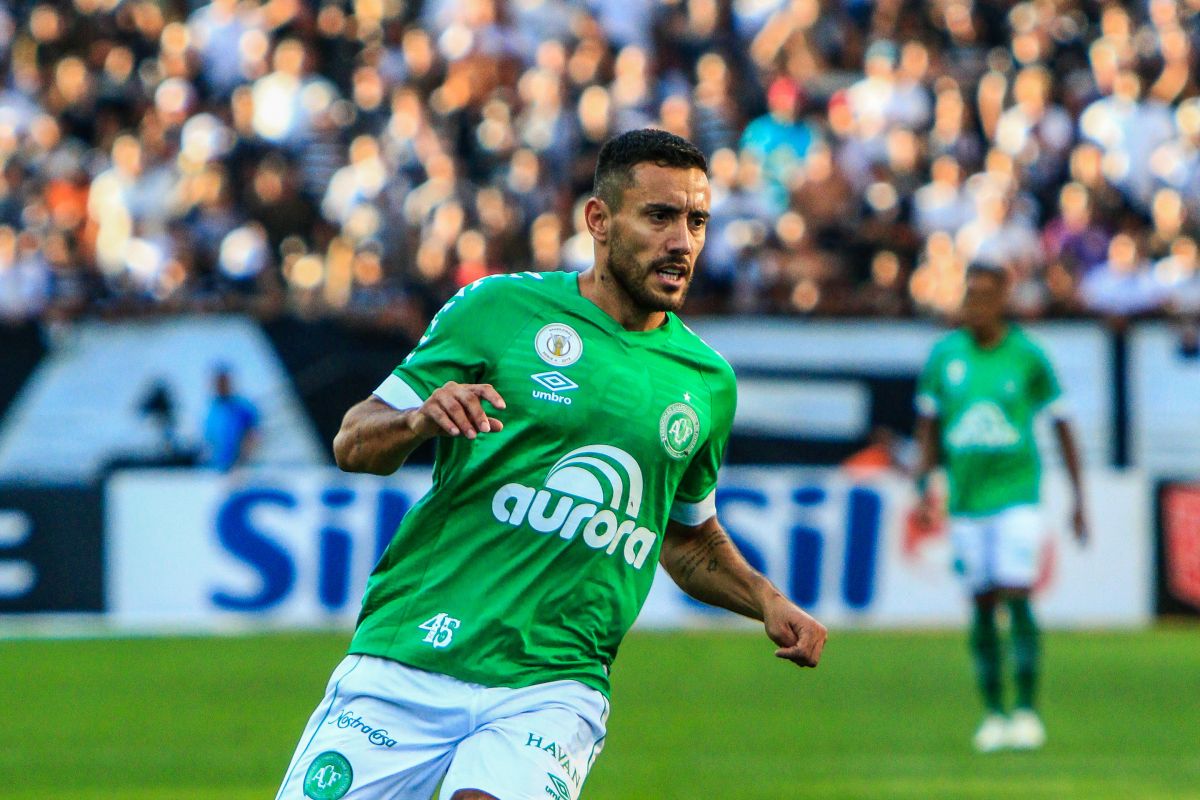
[664,219,692,256]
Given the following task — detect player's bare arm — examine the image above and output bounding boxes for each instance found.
[1053,418,1088,544]
[333,383,506,475]
[661,516,827,667]
[913,414,942,524]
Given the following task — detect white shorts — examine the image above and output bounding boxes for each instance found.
[949,505,1046,595]
[275,655,608,800]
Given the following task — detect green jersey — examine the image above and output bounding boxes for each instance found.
[350,271,737,696]
[916,326,1065,516]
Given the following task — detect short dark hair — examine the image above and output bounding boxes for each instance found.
[965,262,1009,285]
[593,129,707,210]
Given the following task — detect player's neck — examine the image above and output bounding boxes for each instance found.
[578,268,667,332]
[968,322,1009,349]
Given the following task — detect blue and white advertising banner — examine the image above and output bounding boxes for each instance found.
[107,469,430,628]
[106,467,1151,630]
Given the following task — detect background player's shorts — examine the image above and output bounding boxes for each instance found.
[949,504,1046,594]
[275,655,608,800]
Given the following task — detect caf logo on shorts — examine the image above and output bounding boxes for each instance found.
[535,323,583,367]
[659,402,700,459]
[304,751,353,800]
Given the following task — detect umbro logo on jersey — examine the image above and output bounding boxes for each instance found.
[531,371,579,392]
[531,371,578,405]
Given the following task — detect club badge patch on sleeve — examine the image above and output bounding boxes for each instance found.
[659,403,700,459]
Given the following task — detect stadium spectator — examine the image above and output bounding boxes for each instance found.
[0,226,50,321]
[702,149,774,308]
[1079,233,1166,318]
[1146,187,1190,260]
[956,186,1041,277]
[0,0,1197,326]
[187,0,263,101]
[994,66,1074,201]
[1042,182,1112,278]
[1079,69,1175,213]
[927,83,985,171]
[914,156,973,238]
[691,53,741,157]
[1157,236,1200,318]
[1151,98,1200,221]
[739,75,819,213]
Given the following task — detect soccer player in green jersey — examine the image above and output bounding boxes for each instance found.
[275,129,827,800]
[914,264,1087,753]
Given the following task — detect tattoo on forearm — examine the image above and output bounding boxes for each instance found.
[677,529,729,581]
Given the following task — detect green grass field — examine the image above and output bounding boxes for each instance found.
[2,627,1197,799]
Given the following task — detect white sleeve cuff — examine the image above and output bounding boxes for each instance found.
[1043,396,1072,420]
[669,489,717,526]
[373,374,426,410]
[915,393,939,417]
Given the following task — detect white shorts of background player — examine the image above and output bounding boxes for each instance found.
[276,655,608,800]
[949,504,1047,595]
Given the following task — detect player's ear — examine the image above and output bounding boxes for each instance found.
[584,196,610,244]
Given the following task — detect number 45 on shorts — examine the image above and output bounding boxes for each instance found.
[418,612,461,648]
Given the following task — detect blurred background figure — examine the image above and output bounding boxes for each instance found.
[914,265,1087,754]
[138,379,187,463]
[203,363,259,472]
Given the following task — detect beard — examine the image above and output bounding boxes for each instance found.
[605,228,691,313]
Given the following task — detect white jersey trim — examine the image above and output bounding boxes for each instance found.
[915,393,938,417]
[1043,396,1072,421]
[373,374,426,410]
[669,489,717,527]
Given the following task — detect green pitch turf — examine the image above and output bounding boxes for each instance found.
[2,627,1197,799]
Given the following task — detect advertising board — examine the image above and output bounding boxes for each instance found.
[1159,482,1200,613]
[0,486,102,613]
[107,467,1151,630]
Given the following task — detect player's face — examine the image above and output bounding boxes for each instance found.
[960,271,1007,330]
[605,163,711,313]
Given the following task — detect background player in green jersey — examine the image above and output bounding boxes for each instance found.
[914,264,1087,753]
[275,130,826,800]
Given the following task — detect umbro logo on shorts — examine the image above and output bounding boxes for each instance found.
[544,773,572,800]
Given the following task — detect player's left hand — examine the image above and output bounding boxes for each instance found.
[1071,503,1088,546]
[763,593,826,668]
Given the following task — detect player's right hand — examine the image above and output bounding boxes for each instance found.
[912,491,942,530]
[411,382,506,440]
[764,594,827,668]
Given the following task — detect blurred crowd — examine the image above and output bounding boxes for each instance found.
[1,0,1200,333]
